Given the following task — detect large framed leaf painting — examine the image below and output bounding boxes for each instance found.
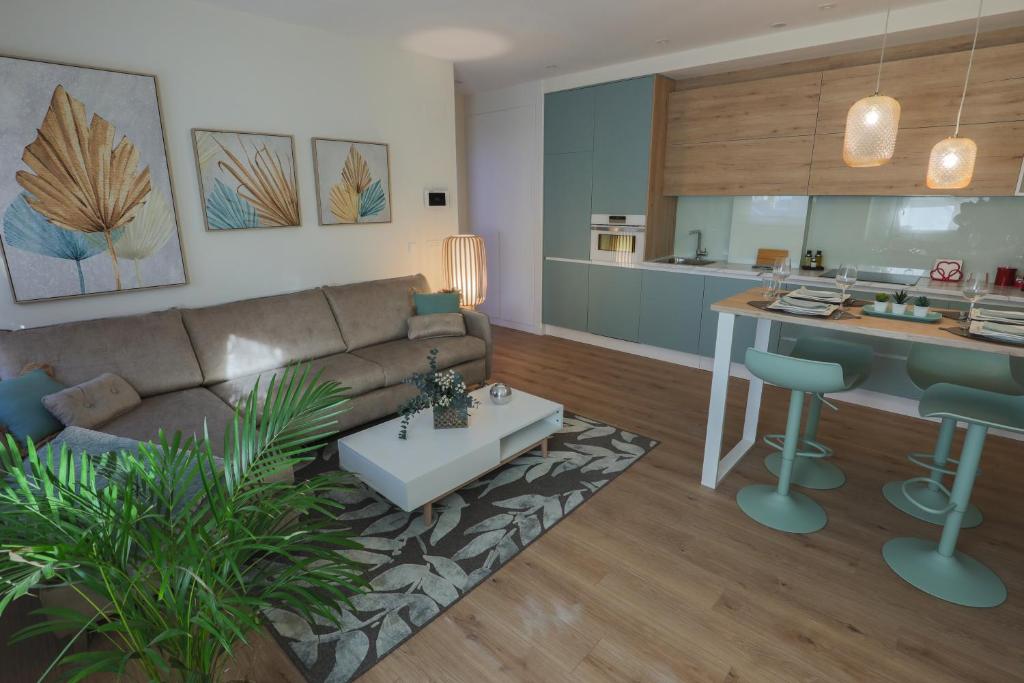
[312,138,392,226]
[192,129,301,231]
[0,56,187,303]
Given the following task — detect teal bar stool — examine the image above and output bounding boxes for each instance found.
[737,339,873,534]
[883,367,1024,608]
[763,337,873,490]
[883,344,1024,527]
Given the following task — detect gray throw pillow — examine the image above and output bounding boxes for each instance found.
[42,373,141,429]
[407,313,466,340]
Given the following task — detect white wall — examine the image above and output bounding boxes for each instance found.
[464,82,544,333]
[0,0,459,329]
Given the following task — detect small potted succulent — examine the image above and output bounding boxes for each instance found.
[873,292,890,312]
[398,348,479,439]
[891,289,910,315]
[913,295,932,318]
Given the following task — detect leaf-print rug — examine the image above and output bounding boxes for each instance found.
[265,413,658,682]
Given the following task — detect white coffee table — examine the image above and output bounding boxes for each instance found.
[338,385,563,523]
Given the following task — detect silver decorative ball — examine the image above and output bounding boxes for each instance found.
[489,383,513,405]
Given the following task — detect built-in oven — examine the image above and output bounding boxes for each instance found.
[590,214,646,264]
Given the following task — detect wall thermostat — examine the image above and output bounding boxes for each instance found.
[424,189,448,207]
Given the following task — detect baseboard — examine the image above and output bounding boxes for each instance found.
[491,318,543,334]
[541,325,1023,442]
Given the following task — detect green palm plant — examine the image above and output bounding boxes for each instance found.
[0,365,366,682]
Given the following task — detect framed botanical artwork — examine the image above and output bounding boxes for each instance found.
[0,55,187,303]
[192,129,300,230]
[311,138,392,225]
[1015,156,1024,196]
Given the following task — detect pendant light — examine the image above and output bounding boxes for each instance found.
[926,0,983,190]
[843,5,901,167]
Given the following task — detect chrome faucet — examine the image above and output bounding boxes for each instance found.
[689,229,709,260]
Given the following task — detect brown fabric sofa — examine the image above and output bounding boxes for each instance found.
[0,274,491,459]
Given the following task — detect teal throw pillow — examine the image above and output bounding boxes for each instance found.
[0,369,65,444]
[414,291,461,315]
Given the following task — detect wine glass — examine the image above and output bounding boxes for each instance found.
[771,258,791,298]
[962,272,991,320]
[835,264,858,311]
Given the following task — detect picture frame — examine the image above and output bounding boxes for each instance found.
[192,129,301,231]
[1015,156,1024,197]
[0,54,187,303]
[311,138,392,226]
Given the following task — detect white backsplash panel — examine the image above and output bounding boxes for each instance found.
[727,196,809,265]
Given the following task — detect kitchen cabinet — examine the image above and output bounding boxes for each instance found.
[544,87,595,154]
[543,151,593,259]
[664,136,814,196]
[638,270,704,353]
[591,76,655,215]
[587,264,642,342]
[699,276,778,358]
[542,260,589,332]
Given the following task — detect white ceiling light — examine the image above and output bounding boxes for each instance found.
[926,0,984,190]
[842,5,901,167]
[401,27,509,61]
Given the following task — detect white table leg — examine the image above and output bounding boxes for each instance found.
[701,315,773,489]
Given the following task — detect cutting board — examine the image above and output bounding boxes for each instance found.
[754,248,790,268]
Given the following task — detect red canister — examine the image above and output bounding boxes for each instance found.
[995,266,1018,287]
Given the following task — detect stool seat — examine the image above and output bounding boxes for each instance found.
[790,337,873,390]
[920,383,1024,432]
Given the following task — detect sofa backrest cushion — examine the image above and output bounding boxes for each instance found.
[181,289,346,384]
[0,310,202,398]
[322,274,429,351]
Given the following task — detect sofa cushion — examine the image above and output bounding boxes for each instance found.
[208,353,385,416]
[98,388,235,455]
[0,369,65,444]
[413,291,460,315]
[42,373,141,429]
[322,274,429,351]
[407,313,466,340]
[181,289,346,384]
[0,310,202,397]
[351,336,487,385]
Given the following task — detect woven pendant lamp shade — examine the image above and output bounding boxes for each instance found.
[843,95,901,167]
[442,235,487,308]
[926,137,978,190]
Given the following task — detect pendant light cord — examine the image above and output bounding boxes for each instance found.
[954,0,984,137]
[874,5,891,94]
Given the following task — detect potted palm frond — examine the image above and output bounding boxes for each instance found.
[0,366,365,683]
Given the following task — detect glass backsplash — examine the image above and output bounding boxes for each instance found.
[674,195,1024,276]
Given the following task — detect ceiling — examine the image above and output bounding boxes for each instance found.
[197,1,996,91]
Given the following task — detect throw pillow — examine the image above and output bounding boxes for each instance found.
[42,373,141,429]
[407,313,467,340]
[0,369,65,444]
[413,291,461,315]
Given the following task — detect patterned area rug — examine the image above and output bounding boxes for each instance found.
[265,413,658,682]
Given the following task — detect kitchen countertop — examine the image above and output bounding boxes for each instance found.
[545,256,1024,305]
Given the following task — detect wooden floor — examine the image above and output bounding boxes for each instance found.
[6,325,1023,682]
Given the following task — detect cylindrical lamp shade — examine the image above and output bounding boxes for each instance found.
[926,136,978,190]
[442,235,487,308]
[843,95,901,167]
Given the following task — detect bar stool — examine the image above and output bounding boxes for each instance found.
[763,337,873,490]
[883,344,1024,527]
[737,339,873,534]
[883,369,1024,608]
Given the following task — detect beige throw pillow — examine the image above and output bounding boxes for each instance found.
[42,373,141,429]
[407,313,466,340]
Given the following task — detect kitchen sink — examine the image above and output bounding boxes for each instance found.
[653,256,717,266]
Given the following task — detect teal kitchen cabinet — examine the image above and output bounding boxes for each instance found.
[699,276,779,358]
[591,76,655,216]
[544,87,595,155]
[587,264,643,342]
[542,260,589,332]
[543,151,593,259]
[638,270,704,353]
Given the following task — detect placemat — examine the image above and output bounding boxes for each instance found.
[747,300,860,320]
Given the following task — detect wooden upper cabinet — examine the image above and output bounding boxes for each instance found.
[664,136,814,195]
[816,43,1024,134]
[809,121,1024,196]
[667,72,822,144]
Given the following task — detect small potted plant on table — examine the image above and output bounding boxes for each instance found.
[891,289,910,315]
[913,295,932,318]
[399,348,479,439]
[873,292,890,312]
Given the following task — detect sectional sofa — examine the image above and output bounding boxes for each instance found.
[0,274,491,458]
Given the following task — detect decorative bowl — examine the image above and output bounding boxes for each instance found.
[489,383,512,405]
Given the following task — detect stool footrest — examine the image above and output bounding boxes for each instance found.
[900,477,955,516]
[763,434,833,459]
[907,452,957,477]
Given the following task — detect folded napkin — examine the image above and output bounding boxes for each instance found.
[769,297,837,316]
[787,287,850,304]
[970,320,1024,343]
[971,308,1024,324]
